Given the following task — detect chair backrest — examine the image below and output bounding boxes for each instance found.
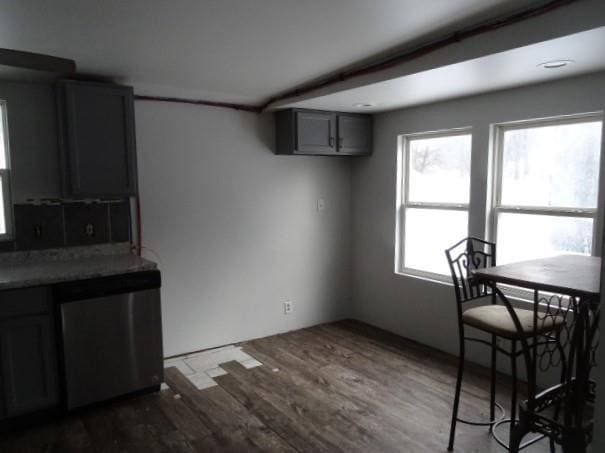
[445,237,496,304]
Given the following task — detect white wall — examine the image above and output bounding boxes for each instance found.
[136,102,352,357]
[351,71,605,359]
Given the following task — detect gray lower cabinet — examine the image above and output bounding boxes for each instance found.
[275,108,372,156]
[57,80,138,197]
[0,287,59,420]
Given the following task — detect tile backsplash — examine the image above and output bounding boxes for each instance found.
[109,201,132,243]
[64,202,110,246]
[14,204,64,250]
[9,200,131,252]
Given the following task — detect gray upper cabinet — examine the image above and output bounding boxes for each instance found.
[337,114,373,155]
[0,287,59,419]
[57,80,137,197]
[294,110,336,155]
[275,108,372,156]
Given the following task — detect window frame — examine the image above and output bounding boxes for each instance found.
[0,100,13,242]
[395,127,472,282]
[488,112,604,266]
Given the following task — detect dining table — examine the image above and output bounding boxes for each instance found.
[472,254,601,453]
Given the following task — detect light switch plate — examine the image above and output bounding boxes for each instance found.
[317,198,326,212]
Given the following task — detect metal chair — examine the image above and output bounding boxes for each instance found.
[445,237,564,451]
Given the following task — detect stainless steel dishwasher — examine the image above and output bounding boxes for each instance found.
[55,270,163,410]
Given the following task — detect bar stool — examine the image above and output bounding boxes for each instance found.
[445,237,564,451]
[508,292,597,453]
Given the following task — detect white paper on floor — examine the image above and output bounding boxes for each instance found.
[163,345,263,390]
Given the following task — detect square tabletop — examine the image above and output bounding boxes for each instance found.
[472,255,601,298]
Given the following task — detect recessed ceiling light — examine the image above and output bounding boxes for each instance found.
[353,102,375,108]
[537,59,574,69]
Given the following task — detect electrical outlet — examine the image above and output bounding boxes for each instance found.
[283,301,293,315]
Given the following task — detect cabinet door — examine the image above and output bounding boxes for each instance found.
[295,111,336,155]
[337,114,372,155]
[59,81,137,197]
[0,315,59,418]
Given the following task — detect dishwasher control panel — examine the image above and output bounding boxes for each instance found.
[54,270,161,302]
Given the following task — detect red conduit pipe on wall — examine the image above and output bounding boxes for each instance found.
[133,0,578,113]
[135,196,142,257]
[134,94,261,113]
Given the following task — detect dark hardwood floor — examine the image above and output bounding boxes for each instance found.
[0,320,552,452]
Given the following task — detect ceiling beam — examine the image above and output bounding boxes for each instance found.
[134,0,595,114]
[0,48,76,74]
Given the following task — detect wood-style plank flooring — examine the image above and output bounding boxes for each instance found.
[0,320,551,452]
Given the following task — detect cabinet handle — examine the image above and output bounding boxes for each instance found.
[329,136,334,147]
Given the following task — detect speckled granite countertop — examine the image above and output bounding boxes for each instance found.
[0,243,158,290]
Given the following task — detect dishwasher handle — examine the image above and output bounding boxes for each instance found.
[54,270,161,302]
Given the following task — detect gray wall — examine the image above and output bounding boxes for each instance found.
[351,72,605,447]
[0,80,61,202]
[0,78,353,357]
[135,102,352,357]
[351,71,605,359]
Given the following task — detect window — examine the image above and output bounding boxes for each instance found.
[396,113,604,282]
[492,115,603,264]
[396,129,472,278]
[0,101,11,240]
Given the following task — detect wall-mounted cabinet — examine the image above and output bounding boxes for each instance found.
[275,108,372,156]
[57,80,138,197]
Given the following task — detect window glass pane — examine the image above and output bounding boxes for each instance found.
[501,121,602,208]
[408,134,471,203]
[496,213,592,265]
[0,104,5,169]
[404,208,468,275]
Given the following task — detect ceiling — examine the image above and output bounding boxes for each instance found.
[284,27,605,113]
[0,0,535,104]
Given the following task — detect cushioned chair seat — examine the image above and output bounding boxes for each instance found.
[462,305,565,339]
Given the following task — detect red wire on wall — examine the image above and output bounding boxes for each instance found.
[134,94,261,113]
[135,197,142,257]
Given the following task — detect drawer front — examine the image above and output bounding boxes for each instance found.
[0,287,51,319]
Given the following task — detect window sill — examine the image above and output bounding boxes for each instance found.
[396,269,544,307]
[393,268,569,312]
[394,268,453,287]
